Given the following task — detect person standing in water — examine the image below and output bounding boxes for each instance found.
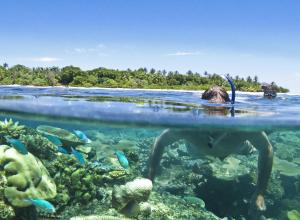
[147,77,273,216]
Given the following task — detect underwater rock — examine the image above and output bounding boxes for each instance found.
[139,201,152,217]
[265,173,284,202]
[273,157,300,177]
[183,196,206,208]
[112,178,152,217]
[209,156,251,181]
[293,157,300,165]
[0,145,57,207]
[148,191,221,220]
[274,143,296,161]
[86,131,114,146]
[271,131,300,146]
[70,215,131,220]
[281,198,300,213]
[115,139,137,149]
[189,154,259,219]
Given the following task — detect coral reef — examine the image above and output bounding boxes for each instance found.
[46,155,105,209]
[112,178,152,217]
[273,156,300,177]
[0,200,15,220]
[0,145,57,207]
[70,216,131,220]
[0,119,299,220]
[36,125,85,148]
[0,119,26,142]
[19,133,57,160]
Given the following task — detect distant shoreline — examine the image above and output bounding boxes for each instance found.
[1,84,295,95]
[0,65,289,93]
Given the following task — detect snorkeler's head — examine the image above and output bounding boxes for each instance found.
[202,85,230,103]
[261,84,277,99]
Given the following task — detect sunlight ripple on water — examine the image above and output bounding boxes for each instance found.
[0,86,299,129]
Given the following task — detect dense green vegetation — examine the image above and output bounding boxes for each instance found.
[0,63,289,92]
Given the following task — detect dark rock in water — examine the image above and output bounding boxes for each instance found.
[194,172,254,219]
[14,206,37,220]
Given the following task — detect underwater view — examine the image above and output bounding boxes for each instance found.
[0,86,300,220]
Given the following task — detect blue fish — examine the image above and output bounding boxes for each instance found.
[71,147,85,165]
[45,134,63,147]
[25,198,55,213]
[57,146,68,154]
[73,130,92,144]
[5,137,28,154]
[115,150,129,169]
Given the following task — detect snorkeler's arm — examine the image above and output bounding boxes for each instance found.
[249,131,273,211]
[148,129,181,181]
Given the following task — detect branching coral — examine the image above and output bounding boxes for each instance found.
[0,119,25,142]
[19,134,57,160]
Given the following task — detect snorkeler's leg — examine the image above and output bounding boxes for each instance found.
[249,131,273,212]
[148,129,181,181]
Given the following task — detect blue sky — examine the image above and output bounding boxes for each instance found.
[1,0,300,92]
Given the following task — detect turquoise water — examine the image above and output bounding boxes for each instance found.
[0,86,300,220]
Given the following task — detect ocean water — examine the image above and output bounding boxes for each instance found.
[0,86,300,220]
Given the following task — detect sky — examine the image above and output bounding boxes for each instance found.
[1,0,300,92]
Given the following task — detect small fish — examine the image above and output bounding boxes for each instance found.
[73,130,92,144]
[57,146,68,154]
[25,198,55,213]
[45,134,63,147]
[115,150,129,169]
[5,137,28,154]
[71,147,85,165]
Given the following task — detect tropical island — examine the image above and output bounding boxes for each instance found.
[0,64,289,92]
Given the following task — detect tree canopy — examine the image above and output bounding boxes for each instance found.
[0,64,289,93]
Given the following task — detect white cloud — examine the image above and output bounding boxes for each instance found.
[25,57,61,62]
[97,43,105,48]
[74,48,86,53]
[165,51,202,56]
[295,73,300,77]
[68,43,107,55]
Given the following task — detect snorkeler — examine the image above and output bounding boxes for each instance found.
[262,83,277,98]
[147,78,273,215]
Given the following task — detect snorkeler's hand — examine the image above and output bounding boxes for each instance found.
[254,194,266,211]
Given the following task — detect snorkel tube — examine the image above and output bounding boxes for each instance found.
[220,75,235,117]
[221,75,236,104]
